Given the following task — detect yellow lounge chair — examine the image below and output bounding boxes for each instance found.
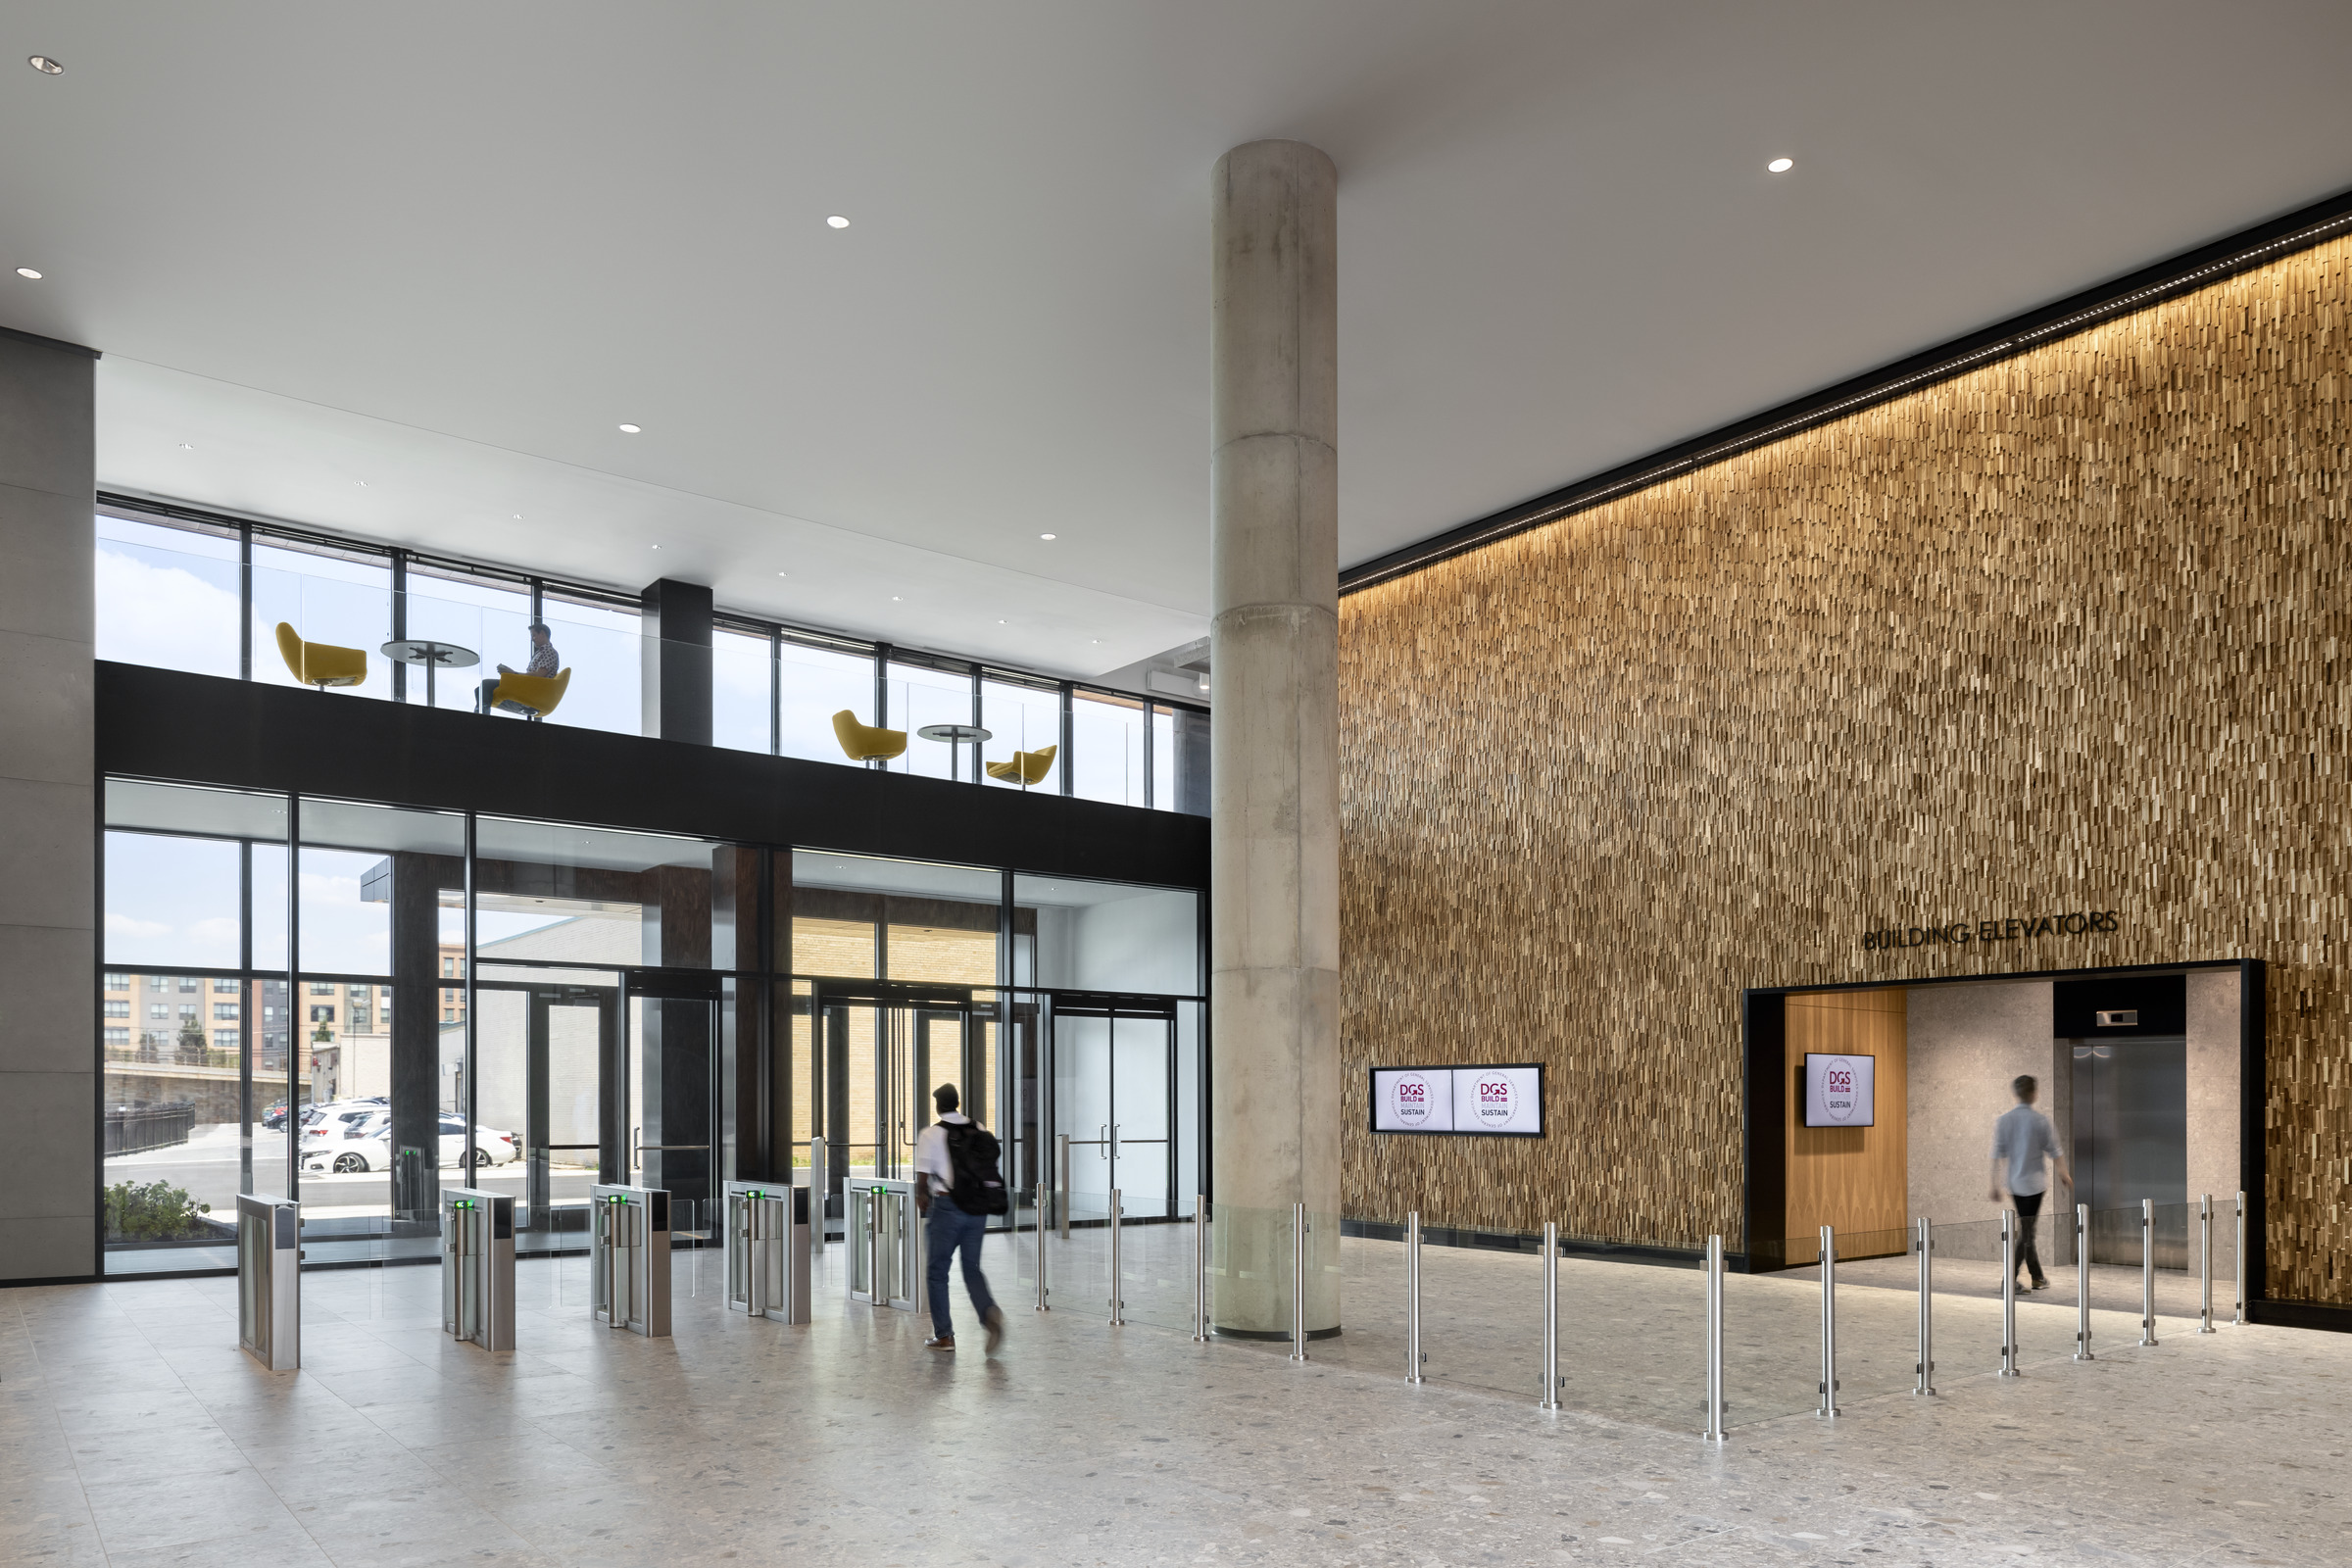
[831,710,907,762]
[984,744,1057,789]
[273,622,368,690]
[489,667,571,721]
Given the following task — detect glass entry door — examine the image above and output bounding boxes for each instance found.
[811,981,975,1215]
[473,978,617,1250]
[1052,997,1177,1221]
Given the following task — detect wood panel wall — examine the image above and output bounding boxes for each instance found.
[1783,989,1907,1247]
[1340,236,2352,1301]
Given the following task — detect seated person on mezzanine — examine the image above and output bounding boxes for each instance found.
[479,621,559,713]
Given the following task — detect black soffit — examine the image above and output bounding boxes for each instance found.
[1341,182,2352,597]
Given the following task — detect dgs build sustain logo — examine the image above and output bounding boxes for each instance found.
[1387,1070,1440,1129]
[1470,1070,1519,1129]
[1862,908,2120,953]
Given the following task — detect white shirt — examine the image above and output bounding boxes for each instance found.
[914,1111,969,1190]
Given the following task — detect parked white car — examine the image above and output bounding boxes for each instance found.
[301,1112,519,1173]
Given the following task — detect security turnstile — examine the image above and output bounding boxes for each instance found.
[725,1179,813,1323]
[847,1176,926,1315]
[591,1183,671,1337]
[440,1188,516,1351]
[236,1194,300,1371]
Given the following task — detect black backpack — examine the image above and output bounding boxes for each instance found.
[943,1120,1009,1215]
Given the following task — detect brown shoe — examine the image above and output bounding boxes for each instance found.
[925,1334,956,1351]
[984,1306,1005,1353]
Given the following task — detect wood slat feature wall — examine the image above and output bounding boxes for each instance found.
[1340,236,2351,1299]
[1783,989,1908,1247]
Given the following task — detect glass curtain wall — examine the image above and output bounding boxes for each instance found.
[99,775,1206,1276]
[95,507,1210,801]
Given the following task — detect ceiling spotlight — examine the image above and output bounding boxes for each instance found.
[617,423,642,433]
[177,443,193,451]
[512,514,523,520]
[826,216,850,229]
[776,570,788,577]
[1039,532,1055,540]
[27,56,61,74]
[650,544,662,550]
[891,596,902,602]
[1767,157,1794,173]
[356,480,369,488]
[15,268,41,279]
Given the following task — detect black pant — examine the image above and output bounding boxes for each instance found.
[2013,1190,2046,1284]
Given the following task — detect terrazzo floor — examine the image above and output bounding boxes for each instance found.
[1,1232,2342,1566]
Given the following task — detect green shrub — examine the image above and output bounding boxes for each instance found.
[103,1180,214,1242]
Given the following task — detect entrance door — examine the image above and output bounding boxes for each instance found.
[810,981,975,1220]
[628,970,725,1234]
[1052,996,1178,1221]
[523,985,617,1235]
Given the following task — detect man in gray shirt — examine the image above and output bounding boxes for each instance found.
[1989,1074,2071,1290]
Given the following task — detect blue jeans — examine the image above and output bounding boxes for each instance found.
[926,1193,997,1338]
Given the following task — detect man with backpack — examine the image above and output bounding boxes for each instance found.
[913,1083,1007,1352]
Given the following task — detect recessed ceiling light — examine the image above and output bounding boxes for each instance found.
[1039,532,1055,540]
[27,56,61,74]
[826,216,850,229]
[1767,157,1794,173]
[617,423,642,433]
[891,596,902,602]
[15,268,41,279]
[356,480,368,488]
[512,514,523,520]
[649,544,662,550]
[177,443,193,451]
[776,570,788,577]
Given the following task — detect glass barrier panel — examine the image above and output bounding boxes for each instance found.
[1113,1195,1202,1334]
[779,640,879,765]
[402,576,527,712]
[536,598,641,737]
[1070,691,1145,807]
[95,518,243,678]
[1552,1246,1707,1431]
[1049,1189,1116,1321]
[712,628,772,754]
[982,679,1062,792]
[1812,1226,1920,1409]
[251,544,393,701]
[1207,1200,1294,1348]
[885,662,978,782]
[1418,1231,1544,1400]
[1722,1250,1827,1424]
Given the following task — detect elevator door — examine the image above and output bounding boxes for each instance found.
[2071,1037,2187,1267]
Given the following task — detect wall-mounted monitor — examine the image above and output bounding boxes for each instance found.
[1369,1064,1544,1137]
[1803,1053,1876,1128]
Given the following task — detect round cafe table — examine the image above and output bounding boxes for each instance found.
[380,639,479,708]
[916,722,992,780]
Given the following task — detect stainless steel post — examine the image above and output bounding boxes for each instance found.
[1289,1201,1308,1362]
[1818,1224,1838,1417]
[1539,1221,1560,1412]
[2198,1194,2216,1333]
[1056,1134,1071,1240]
[1999,1209,2020,1376]
[2234,1191,2247,1326]
[2075,1203,2094,1361]
[1034,1181,1050,1311]
[2139,1197,2158,1346]
[1108,1188,1124,1325]
[1406,1210,1425,1384]
[1192,1196,1208,1341]
[1914,1216,1936,1395]
[1703,1235,1725,1443]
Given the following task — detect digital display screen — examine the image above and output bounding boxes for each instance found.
[1369,1064,1544,1137]
[1803,1053,1876,1128]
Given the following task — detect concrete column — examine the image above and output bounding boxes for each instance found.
[1208,142,1341,1335]
[0,328,98,1281]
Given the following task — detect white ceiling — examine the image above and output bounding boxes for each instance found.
[8,3,2352,676]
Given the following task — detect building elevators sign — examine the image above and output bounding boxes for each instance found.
[1862,909,2121,953]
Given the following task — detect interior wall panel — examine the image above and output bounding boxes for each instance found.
[1340,237,2352,1301]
